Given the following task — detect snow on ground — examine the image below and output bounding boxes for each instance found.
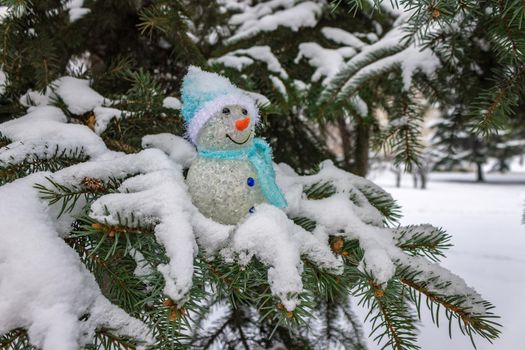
[358,170,525,350]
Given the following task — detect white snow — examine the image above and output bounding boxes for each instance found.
[295,42,356,84]
[0,68,6,95]
[210,55,255,71]
[333,26,440,93]
[0,6,9,20]
[317,22,441,99]
[18,77,109,115]
[142,133,197,169]
[93,106,128,135]
[91,167,198,303]
[19,88,53,107]
[163,96,182,110]
[227,1,324,43]
[224,204,305,310]
[210,45,288,79]
[351,95,368,116]
[53,77,107,115]
[0,106,108,164]
[359,170,525,350]
[322,27,366,49]
[65,0,91,22]
[0,173,153,350]
[269,75,287,99]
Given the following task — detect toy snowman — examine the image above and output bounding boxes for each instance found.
[182,66,287,225]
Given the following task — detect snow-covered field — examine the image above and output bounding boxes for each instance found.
[358,171,525,350]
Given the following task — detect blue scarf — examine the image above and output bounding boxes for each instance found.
[198,138,288,208]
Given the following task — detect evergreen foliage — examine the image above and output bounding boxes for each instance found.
[336,0,525,177]
[0,1,509,350]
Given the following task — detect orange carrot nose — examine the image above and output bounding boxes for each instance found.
[235,117,251,131]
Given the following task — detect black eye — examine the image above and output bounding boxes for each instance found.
[222,107,230,114]
[242,108,248,115]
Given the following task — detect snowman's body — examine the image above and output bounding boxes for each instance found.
[186,104,266,225]
[181,67,286,225]
[187,157,265,225]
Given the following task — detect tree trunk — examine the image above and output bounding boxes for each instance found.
[420,170,427,189]
[476,162,485,182]
[352,122,370,177]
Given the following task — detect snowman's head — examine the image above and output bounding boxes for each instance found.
[196,104,255,150]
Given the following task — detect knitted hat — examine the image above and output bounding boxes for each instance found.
[181,66,259,144]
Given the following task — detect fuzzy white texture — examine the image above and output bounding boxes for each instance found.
[225,204,305,310]
[53,77,107,114]
[210,55,254,71]
[65,0,91,22]
[93,106,129,135]
[295,42,356,84]
[163,96,182,110]
[142,133,197,169]
[16,77,119,135]
[276,159,489,313]
[0,174,153,350]
[352,95,368,117]
[227,1,324,44]
[210,46,288,79]
[0,67,6,95]
[323,24,440,93]
[17,76,108,115]
[0,106,108,164]
[241,89,271,107]
[90,168,198,303]
[269,75,287,99]
[0,6,9,20]
[19,88,53,107]
[321,27,366,49]
[186,93,259,144]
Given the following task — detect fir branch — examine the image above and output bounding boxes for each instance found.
[0,134,10,148]
[472,62,525,134]
[292,216,317,232]
[495,0,521,57]
[304,181,337,200]
[34,176,124,218]
[394,225,452,262]
[0,328,36,350]
[356,185,402,226]
[357,276,420,350]
[402,277,500,346]
[0,146,89,185]
[85,328,141,350]
[378,92,425,172]
[396,262,501,346]
[320,44,407,107]
[103,139,140,154]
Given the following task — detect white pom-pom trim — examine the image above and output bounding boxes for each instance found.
[186,93,259,144]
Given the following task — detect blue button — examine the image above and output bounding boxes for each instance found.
[247,177,255,187]
[249,207,255,213]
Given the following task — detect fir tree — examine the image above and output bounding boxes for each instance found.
[0,1,504,350]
